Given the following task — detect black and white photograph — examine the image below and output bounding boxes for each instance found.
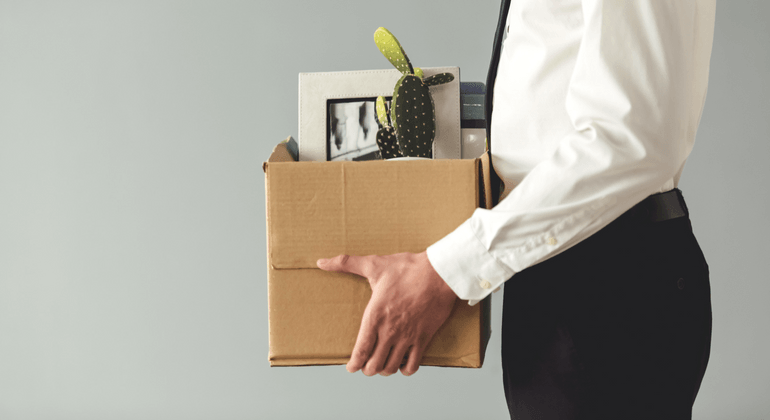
[326,98,389,161]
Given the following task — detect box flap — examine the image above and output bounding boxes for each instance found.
[263,136,298,173]
[265,159,479,269]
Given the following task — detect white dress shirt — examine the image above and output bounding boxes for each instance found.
[427,0,716,306]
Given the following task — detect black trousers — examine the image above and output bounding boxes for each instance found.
[501,189,712,420]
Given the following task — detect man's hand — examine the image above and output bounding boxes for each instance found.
[316,251,457,376]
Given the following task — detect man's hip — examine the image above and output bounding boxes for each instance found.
[501,188,712,419]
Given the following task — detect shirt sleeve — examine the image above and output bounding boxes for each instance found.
[427,0,714,306]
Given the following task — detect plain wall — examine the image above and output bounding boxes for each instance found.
[1,1,768,419]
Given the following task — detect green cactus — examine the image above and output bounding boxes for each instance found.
[374,27,454,158]
[374,96,403,159]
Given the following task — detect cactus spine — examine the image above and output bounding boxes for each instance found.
[373,27,454,158]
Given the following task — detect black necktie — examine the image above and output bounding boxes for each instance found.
[485,0,511,207]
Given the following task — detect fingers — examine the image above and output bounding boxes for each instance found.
[347,334,376,374]
[363,339,393,376]
[380,342,411,376]
[400,339,426,376]
[354,340,423,377]
[346,308,378,373]
[348,311,412,377]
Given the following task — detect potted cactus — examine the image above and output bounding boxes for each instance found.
[373,27,455,159]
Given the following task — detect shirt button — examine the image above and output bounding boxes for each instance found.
[479,279,492,289]
[548,237,558,246]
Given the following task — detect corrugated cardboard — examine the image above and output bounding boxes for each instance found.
[263,138,494,368]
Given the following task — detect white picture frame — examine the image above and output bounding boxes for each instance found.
[298,67,461,162]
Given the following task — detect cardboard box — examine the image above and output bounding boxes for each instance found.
[263,137,495,368]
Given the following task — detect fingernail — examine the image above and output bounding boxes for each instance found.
[317,258,328,266]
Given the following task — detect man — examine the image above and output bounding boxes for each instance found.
[317,0,714,418]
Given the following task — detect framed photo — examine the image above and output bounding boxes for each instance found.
[326,97,390,162]
[298,67,461,161]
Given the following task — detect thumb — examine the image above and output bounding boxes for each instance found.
[316,254,368,277]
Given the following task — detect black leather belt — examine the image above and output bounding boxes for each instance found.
[617,188,689,225]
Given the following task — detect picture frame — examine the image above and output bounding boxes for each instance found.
[298,67,461,162]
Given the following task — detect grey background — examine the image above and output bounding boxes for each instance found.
[0,1,767,419]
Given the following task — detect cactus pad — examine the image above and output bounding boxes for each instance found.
[376,126,403,159]
[424,73,454,86]
[392,75,436,158]
[374,27,414,75]
[374,96,403,159]
[376,96,389,127]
